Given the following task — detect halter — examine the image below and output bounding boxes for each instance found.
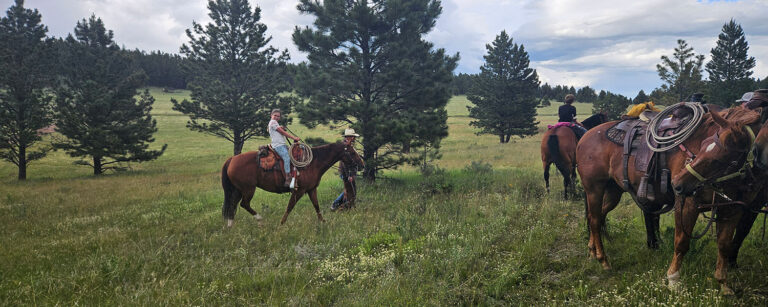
[684,125,755,185]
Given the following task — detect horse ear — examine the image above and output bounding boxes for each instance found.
[709,108,729,128]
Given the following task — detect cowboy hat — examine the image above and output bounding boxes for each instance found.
[343,128,360,137]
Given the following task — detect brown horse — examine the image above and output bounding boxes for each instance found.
[220,142,364,227]
[576,107,758,271]
[541,113,607,198]
[666,107,763,294]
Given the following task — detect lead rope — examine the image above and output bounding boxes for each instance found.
[680,193,718,240]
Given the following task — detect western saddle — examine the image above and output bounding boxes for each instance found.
[606,109,693,207]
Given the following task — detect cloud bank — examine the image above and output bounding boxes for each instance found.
[3,0,767,97]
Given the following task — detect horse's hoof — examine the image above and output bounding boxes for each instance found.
[226,219,234,228]
[254,214,263,221]
[601,261,611,270]
[721,284,735,296]
[667,272,681,292]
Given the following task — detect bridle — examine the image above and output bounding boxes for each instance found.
[683,125,756,189]
[676,125,756,239]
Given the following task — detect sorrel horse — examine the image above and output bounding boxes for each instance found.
[541,113,607,198]
[220,142,364,226]
[665,107,763,294]
[576,107,758,271]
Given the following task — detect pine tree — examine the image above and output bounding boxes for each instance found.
[656,39,705,104]
[706,19,756,106]
[633,90,649,104]
[467,30,540,143]
[0,0,55,180]
[54,15,166,175]
[592,91,631,120]
[293,0,458,181]
[576,86,597,102]
[172,0,296,155]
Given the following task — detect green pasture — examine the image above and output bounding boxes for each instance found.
[1,88,766,305]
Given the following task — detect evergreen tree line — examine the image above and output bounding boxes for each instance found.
[0,0,166,179]
[2,0,460,181]
[125,49,188,89]
[3,0,768,181]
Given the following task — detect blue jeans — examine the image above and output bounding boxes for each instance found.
[333,175,346,205]
[571,125,587,139]
[274,145,291,175]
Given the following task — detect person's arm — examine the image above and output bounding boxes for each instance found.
[572,108,583,126]
[276,126,300,142]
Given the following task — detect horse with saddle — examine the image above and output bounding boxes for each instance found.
[578,89,768,294]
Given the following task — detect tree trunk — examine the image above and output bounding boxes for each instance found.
[505,134,511,143]
[233,131,243,155]
[18,145,27,180]
[362,146,376,182]
[499,134,505,143]
[93,156,103,175]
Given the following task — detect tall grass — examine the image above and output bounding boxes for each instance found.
[1,89,766,305]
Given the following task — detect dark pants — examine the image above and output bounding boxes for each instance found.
[571,125,587,139]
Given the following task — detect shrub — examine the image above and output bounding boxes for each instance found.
[419,165,453,195]
[464,160,493,174]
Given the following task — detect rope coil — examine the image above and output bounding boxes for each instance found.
[290,142,313,168]
[645,102,706,152]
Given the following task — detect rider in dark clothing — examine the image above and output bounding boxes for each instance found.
[558,94,587,139]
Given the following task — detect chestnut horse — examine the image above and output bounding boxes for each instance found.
[541,113,608,198]
[666,107,763,294]
[576,107,757,271]
[220,142,364,226]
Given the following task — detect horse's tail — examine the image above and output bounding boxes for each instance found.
[548,133,571,184]
[221,158,240,221]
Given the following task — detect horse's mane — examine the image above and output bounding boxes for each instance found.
[699,106,760,147]
[701,106,760,128]
[310,142,342,161]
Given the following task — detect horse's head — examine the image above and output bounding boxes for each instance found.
[339,142,365,171]
[672,108,759,195]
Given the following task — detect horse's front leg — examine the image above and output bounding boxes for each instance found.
[308,189,325,222]
[667,196,698,290]
[715,207,742,295]
[280,190,305,225]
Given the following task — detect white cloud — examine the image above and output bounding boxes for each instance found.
[2,0,767,96]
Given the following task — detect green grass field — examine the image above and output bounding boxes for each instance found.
[1,88,766,305]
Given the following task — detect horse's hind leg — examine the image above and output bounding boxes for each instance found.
[307,189,325,222]
[584,180,611,269]
[544,163,551,193]
[223,189,242,228]
[280,190,306,225]
[728,209,759,267]
[643,212,661,249]
[239,190,263,222]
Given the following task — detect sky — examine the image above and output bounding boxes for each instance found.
[3,0,768,98]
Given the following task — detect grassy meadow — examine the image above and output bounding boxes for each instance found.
[2,88,767,305]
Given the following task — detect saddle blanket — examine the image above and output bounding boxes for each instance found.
[547,122,574,129]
